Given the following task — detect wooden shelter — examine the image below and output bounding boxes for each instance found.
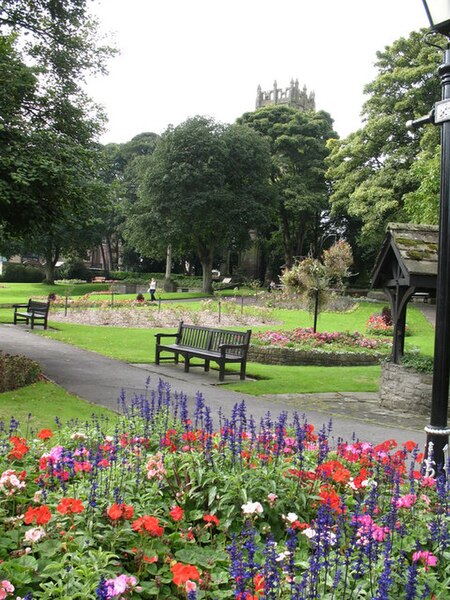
[371,223,438,363]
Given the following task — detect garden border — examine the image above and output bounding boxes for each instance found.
[248,345,384,366]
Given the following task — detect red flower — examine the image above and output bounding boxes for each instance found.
[108,503,134,521]
[203,514,219,526]
[57,498,84,515]
[318,485,343,513]
[132,515,164,536]
[169,505,184,522]
[9,436,29,460]
[171,562,201,586]
[37,429,54,440]
[24,505,52,525]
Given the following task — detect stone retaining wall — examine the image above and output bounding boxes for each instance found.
[248,346,382,366]
[379,362,434,415]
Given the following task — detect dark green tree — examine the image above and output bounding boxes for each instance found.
[238,105,337,268]
[0,0,114,244]
[326,30,441,270]
[125,116,272,293]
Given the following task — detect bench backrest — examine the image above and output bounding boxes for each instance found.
[28,299,50,314]
[179,324,212,350]
[178,323,251,356]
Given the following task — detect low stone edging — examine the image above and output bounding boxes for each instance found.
[379,362,434,416]
[248,345,383,367]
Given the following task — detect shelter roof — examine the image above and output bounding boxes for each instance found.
[371,223,438,290]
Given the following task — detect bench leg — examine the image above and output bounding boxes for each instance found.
[30,315,34,329]
[155,346,160,365]
[174,352,179,365]
[184,355,190,373]
[204,359,210,372]
[219,362,225,382]
[240,360,247,380]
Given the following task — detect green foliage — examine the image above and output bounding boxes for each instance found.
[0,352,41,392]
[57,260,93,282]
[401,351,434,373]
[125,116,272,292]
[238,105,337,267]
[1,263,45,283]
[326,30,441,262]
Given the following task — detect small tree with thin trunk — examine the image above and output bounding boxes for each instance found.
[281,240,353,331]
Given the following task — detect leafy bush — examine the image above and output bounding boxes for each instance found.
[58,260,93,282]
[0,388,448,599]
[0,352,41,392]
[1,263,45,283]
[402,351,434,373]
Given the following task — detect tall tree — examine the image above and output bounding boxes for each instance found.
[125,116,272,293]
[326,30,441,268]
[0,0,114,242]
[238,105,337,268]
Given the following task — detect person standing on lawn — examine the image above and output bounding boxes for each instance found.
[148,278,157,302]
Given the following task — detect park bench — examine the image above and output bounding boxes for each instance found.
[155,321,251,381]
[13,299,50,330]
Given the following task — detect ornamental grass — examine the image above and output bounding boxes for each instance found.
[0,381,448,599]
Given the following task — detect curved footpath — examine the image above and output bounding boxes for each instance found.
[0,323,428,447]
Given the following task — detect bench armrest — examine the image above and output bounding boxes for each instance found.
[13,303,28,309]
[219,343,248,355]
[155,332,180,343]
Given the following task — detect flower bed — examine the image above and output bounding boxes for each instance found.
[48,299,277,329]
[252,327,391,358]
[0,384,448,599]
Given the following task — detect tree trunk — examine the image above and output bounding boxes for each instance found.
[100,242,109,276]
[165,244,172,280]
[43,247,59,285]
[201,257,213,293]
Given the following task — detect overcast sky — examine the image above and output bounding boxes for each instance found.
[87,0,430,145]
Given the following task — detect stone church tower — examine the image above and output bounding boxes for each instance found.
[255,79,315,111]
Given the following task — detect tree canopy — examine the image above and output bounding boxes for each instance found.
[326,30,441,268]
[0,0,114,243]
[125,116,272,292]
[238,105,337,269]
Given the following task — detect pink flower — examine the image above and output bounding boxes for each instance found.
[395,494,417,509]
[412,550,437,570]
[185,580,197,593]
[0,580,14,599]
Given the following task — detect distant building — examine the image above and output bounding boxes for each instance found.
[255,79,315,112]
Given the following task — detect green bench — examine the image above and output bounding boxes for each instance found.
[155,321,251,381]
[13,299,50,330]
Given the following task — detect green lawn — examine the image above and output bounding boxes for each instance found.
[0,380,117,433]
[0,288,435,397]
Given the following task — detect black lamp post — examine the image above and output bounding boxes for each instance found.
[420,0,450,471]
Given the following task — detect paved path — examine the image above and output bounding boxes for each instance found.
[0,323,428,447]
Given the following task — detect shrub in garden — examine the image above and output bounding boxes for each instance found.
[58,260,93,282]
[0,352,41,392]
[0,382,448,599]
[0,263,45,283]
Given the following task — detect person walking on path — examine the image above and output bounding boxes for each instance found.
[148,278,157,302]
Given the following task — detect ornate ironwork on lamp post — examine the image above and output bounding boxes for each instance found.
[418,0,450,471]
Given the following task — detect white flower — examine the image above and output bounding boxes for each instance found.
[283,512,299,523]
[301,527,316,539]
[276,550,291,562]
[24,527,46,543]
[70,432,88,441]
[241,501,263,515]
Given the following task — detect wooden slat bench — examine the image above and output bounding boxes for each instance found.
[13,299,50,330]
[155,321,251,381]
